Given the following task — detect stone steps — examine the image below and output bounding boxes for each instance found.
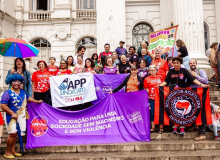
[0,140,219,154]
[1,150,220,160]
[1,131,217,144]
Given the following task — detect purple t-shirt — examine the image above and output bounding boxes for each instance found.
[103,67,118,74]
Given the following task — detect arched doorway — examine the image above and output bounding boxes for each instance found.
[30,38,51,68]
[132,23,153,50]
[77,37,97,58]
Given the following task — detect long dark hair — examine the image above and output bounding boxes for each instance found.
[85,58,95,68]
[14,58,26,72]
[66,56,74,67]
[59,60,68,69]
[91,53,98,61]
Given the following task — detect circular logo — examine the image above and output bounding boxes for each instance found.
[30,116,48,137]
[165,89,201,125]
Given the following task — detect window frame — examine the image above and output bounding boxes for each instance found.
[79,0,96,9]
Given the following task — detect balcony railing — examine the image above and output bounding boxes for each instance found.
[28,11,51,21]
[76,9,96,20]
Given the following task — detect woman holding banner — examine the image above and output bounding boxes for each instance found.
[103,56,119,74]
[1,74,42,159]
[159,57,209,135]
[32,61,50,104]
[110,65,143,93]
[144,65,162,133]
[66,56,75,73]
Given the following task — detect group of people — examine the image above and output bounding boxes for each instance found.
[0,39,220,158]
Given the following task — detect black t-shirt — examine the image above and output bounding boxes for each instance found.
[165,68,195,88]
[128,54,139,64]
[118,62,131,74]
[178,47,188,58]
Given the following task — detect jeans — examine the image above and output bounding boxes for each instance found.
[199,125,206,135]
[182,55,191,70]
[209,124,220,136]
[149,99,155,122]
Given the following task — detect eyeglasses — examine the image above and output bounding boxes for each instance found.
[12,81,21,84]
[149,70,157,72]
[60,63,66,65]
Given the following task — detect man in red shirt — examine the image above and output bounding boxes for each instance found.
[151,49,169,82]
[99,43,112,67]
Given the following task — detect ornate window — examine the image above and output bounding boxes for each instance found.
[204,24,209,51]
[77,37,97,58]
[132,23,153,50]
[79,0,96,9]
[31,39,51,47]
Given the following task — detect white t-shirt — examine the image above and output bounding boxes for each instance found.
[73,55,87,65]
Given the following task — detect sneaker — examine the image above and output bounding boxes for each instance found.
[194,134,206,141]
[172,128,178,134]
[214,136,220,140]
[179,128,185,136]
[215,84,219,87]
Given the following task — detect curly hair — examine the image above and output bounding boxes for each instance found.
[8,74,24,84]
[176,39,186,48]
[172,57,183,64]
[85,58,95,68]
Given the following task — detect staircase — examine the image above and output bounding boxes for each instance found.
[0,82,220,160]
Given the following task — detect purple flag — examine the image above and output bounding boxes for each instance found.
[26,91,150,149]
[93,74,129,104]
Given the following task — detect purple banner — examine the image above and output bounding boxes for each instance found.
[93,74,129,104]
[26,91,150,149]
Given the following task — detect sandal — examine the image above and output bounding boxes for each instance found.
[158,128,163,134]
[150,128,155,132]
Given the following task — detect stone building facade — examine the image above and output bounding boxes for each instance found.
[0,0,219,96]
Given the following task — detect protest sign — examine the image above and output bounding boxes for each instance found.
[155,86,212,126]
[26,91,150,149]
[50,73,97,107]
[148,25,178,55]
[93,74,128,104]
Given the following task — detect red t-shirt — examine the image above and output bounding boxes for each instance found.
[151,59,169,82]
[45,65,59,76]
[144,75,162,100]
[98,51,112,59]
[31,71,50,93]
[56,69,72,76]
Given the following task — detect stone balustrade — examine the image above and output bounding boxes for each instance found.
[28,11,51,21]
[76,9,96,20]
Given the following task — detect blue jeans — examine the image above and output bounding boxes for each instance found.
[149,99,155,122]
[182,55,191,70]
[209,124,220,136]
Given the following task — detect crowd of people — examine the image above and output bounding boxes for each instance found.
[0,39,220,158]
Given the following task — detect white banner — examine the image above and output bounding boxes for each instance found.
[50,73,97,107]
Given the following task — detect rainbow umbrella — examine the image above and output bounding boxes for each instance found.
[0,38,39,58]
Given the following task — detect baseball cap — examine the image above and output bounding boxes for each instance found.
[119,41,125,44]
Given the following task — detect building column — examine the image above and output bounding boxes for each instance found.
[96,0,126,54]
[173,0,209,68]
[160,0,173,29]
[215,0,220,42]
